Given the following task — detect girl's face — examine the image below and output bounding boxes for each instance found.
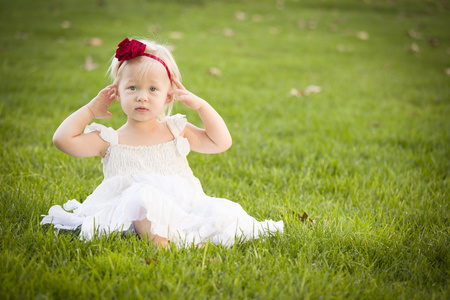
[116,60,172,123]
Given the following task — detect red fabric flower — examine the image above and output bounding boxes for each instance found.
[115,38,147,61]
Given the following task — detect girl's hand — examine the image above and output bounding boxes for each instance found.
[169,79,206,111]
[86,84,116,119]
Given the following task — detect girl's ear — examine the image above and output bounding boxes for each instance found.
[165,93,173,105]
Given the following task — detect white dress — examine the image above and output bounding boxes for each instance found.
[40,114,283,247]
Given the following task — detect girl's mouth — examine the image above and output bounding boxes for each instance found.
[135,107,149,112]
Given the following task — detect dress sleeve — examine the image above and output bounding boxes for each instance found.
[164,114,188,136]
[84,123,118,145]
[162,114,190,156]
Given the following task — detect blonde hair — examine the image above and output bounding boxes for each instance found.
[108,38,181,118]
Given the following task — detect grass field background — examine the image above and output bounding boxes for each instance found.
[1,0,449,299]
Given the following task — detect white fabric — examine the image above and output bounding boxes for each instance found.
[41,114,283,247]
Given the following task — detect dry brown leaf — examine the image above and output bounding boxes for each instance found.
[61,20,71,29]
[369,121,383,127]
[298,20,306,29]
[269,27,279,35]
[169,31,183,40]
[148,25,162,33]
[84,56,97,71]
[305,85,322,95]
[298,20,317,30]
[357,31,369,40]
[276,0,285,10]
[142,258,158,265]
[308,21,317,30]
[223,28,235,37]
[291,85,322,97]
[252,14,263,22]
[429,37,439,47]
[329,24,338,33]
[408,29,422,40]
[235,11,247,21]
[86,37,103,47]
[290,88,304,97]
[337,44,353,52]
[208,68,222,77]
[289,210,316,224]
[410,42,420,54]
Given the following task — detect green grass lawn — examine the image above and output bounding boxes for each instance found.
[1,0,449,299]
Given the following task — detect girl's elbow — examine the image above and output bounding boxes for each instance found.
[52,134,62,148]
[225,137,232,150]
[52,133,69,152]
[220,137,232,152]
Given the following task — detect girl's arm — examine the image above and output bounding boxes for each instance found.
[169,80,232,154]
[53,85,116,157]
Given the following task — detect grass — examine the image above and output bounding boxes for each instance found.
[1,0,449,299]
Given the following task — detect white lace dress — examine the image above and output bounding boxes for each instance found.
[40,114,283,247]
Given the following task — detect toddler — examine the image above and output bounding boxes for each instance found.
[41,38,283,248]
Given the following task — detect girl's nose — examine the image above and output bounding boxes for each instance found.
[136,92,148,102]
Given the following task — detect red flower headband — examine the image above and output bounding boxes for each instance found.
[115,38,172,82]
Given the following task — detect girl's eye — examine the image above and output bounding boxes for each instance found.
[150,87,157,92]
[129,86,136,91]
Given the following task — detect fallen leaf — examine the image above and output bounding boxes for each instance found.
[308,21,317,30]
[429,37,439,47]
[169,31,183,40]
[305,85,322,95]
[223,28,235,37]
[252,14,263,22]
[290,88,304,97]
[84,56,97,71]
[369,121,383,127]
[61,20,71,29]
[235,11,247,21]
[142,258,158,265]
[148,25,162,33]
[328,24,338,33]
[289,210,316,224]
[297,20,317,29]
[408,29,422,40]
[410,42,420,54]
[208,68,222,77]
[276,0,285,9]
[269,27,279,35]
[86,37,103,47]
[445,68,450,76]
[337,44,353,52]
[356,31,369,40]
[298,20,306,29]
